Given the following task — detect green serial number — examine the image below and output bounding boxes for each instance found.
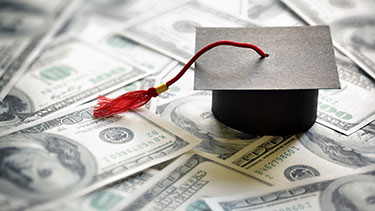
[254,146,300,179]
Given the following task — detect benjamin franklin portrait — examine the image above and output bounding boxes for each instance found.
[0,88,34,130]
[331,16,375,60]
[320,174,375,211]
[299,122,375,168]
[0,1,51,37]
[0,133,96,200]
[160,94,260,159]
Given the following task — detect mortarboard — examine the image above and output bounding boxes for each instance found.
[194,26,339,135]
[93,26,339,135]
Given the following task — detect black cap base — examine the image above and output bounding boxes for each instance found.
[212,90,318,135]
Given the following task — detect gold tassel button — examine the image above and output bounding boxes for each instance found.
[155,83,168,95]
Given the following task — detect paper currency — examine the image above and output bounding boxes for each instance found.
[156,91,261,159]
[0,0,80,100]
[0,38,154,133]
[0,104,200,210]
[223,122,375,185]
[199,0,243,16]
[299,122,375,167]
[317,52,375,135]
[281,0,375,80]
[57,0,186,43]
[0,1,373,210]
[58,169,157,211]
[96,33,178,76]
[116,151,271,211]
[240,0,304,26]
[205,168,375,211]
[121,1,255,63]
[85,0,187,22]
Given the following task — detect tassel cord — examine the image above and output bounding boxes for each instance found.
[166,40,268,87]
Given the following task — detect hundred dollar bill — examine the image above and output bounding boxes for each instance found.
[317,52,375,135]
[115,151,272,211]
[205,168,375,211]
[0,0,80,100]
[240,0,304,26]
[96,33,178,76]
[223,122,375,185]
[199,0,243,16]
[121,1,256,63]
[0,104,201,211]
[156,91,262,159]
[0,38,155,133]
[57,0,187,43]
[151,158,177,171]
[57,169,157,211]
[83,0,186,22]
[281,0,375,80]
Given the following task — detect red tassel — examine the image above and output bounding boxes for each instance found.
[93,88,158,118]
[93,41,268,118]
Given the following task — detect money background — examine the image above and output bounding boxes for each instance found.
[0,0,374,210]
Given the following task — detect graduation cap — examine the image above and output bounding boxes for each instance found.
[93,26,339,135]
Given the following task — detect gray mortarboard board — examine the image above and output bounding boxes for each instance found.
[194,26,340,135]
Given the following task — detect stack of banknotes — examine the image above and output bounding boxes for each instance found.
[0,0,374,210]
